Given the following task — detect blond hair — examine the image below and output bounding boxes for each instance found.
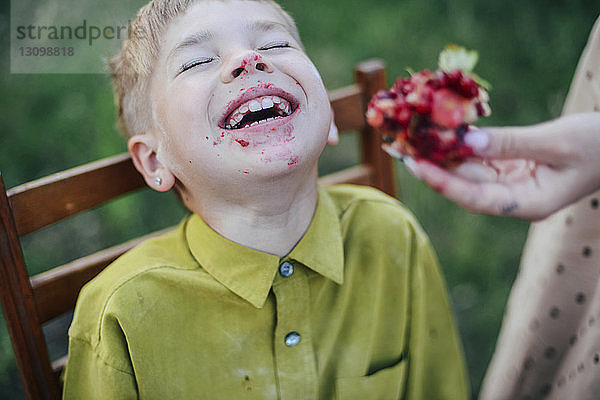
[108,0,301,138]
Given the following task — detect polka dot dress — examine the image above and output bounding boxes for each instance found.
[480,17,600,400]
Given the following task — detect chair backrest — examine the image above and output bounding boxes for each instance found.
[0,59,394,400]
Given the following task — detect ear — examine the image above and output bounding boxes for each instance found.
[128,135,176,192]
[327,108,339,145]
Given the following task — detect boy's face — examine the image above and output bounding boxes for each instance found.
[147,0,332,190]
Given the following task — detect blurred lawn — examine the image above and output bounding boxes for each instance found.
[1,0,599,398]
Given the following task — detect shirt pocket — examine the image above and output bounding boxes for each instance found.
[335,358,407,400]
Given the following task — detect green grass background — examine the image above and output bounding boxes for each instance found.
[1,0,599,398]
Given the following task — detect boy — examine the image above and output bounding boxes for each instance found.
[63,0,468,398]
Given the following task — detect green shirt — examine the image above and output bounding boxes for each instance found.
[63,184,468,400]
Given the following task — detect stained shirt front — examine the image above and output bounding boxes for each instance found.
[63,184,468,399]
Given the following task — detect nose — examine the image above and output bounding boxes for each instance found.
[221,52,274,83]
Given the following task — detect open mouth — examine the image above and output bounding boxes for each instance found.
[222,95,295,130]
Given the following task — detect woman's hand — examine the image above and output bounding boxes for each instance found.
[406,112,600,220]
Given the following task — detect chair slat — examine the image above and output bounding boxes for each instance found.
[329,84,365,132]
[30,228,173,324]
[0,176,61,399]
[318,165,374,187]
[355,59,396,197]
[51,355,66,383]
[8,153,145,236]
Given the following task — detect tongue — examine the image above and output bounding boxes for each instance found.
[238,108,280,127]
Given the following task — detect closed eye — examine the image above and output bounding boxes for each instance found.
[258,41,291,51]
[179,57,214,73]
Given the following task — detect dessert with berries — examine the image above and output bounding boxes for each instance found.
[366,46,491,167]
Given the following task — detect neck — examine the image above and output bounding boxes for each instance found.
[184,166,319,257]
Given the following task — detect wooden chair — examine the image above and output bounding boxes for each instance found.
[0,59,395,400]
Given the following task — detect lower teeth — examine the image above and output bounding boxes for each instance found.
[237,115,282,129]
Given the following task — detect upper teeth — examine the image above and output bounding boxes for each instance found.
[226,95,291,129]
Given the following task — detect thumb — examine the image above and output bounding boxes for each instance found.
[464,121,563,162]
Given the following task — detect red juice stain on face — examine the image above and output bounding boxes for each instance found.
[213,135,223,146]
[237,55,261,76]
[235,139,249,147]
[287,156,299,166]
[239,62,248,76]
[282,124,295,140]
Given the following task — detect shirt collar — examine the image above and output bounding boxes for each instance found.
[185,187,344,308]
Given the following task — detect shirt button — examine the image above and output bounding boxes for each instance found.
[285,331,301,347]
[279,261,294,277]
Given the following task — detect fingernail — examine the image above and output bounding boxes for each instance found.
[464,128,490,154]
[400,156,421,179]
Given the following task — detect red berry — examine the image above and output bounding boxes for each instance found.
[458,76,479,98]
[366,65,491,167]
[431,89,466,128]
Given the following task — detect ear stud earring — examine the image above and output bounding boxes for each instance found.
[155,177,162,186]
